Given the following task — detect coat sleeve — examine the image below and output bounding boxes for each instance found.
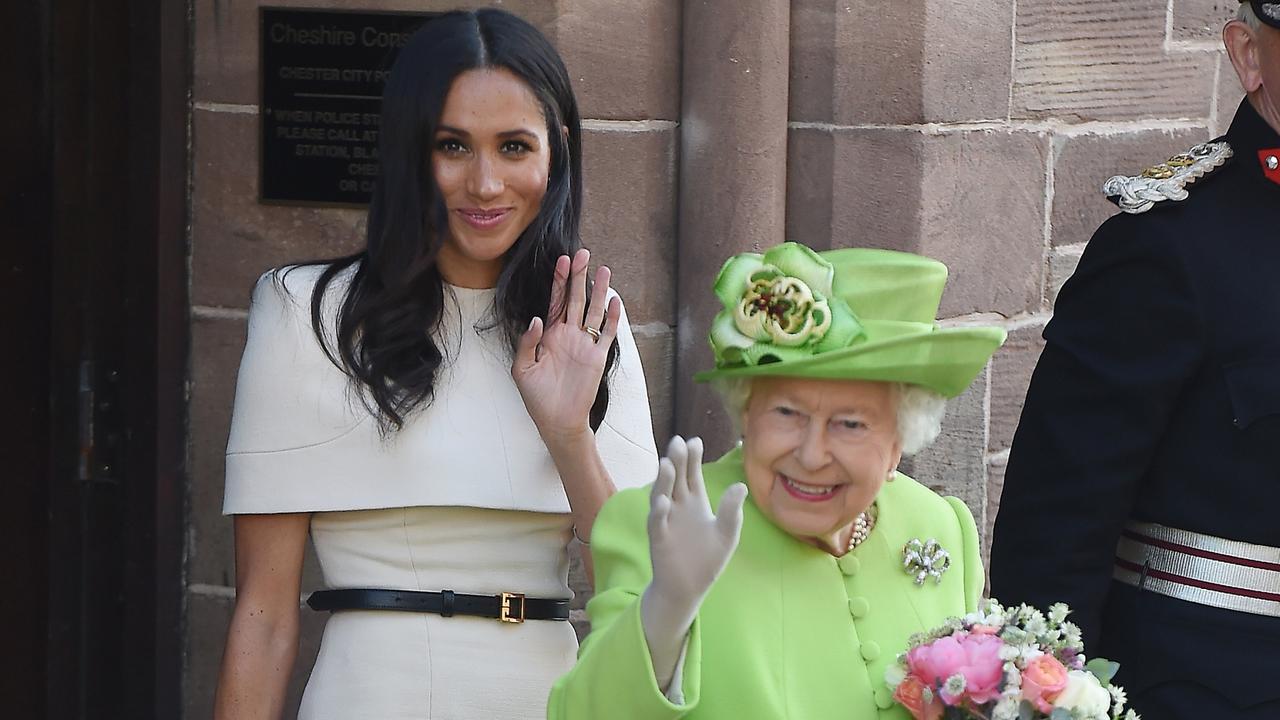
[596,292,660,491]
[945,496,985,613]
[547,486,701,720]
[988,213,1205,647]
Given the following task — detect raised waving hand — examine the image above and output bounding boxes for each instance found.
[641,436,748,691]
[512,248,620,447]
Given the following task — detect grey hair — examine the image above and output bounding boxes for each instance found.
[711,377,947,456]
[1238,1,1262,31]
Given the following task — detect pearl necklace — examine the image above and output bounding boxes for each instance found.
[846,504,878,553]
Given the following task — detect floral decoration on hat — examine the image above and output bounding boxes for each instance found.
[710,243,863,368]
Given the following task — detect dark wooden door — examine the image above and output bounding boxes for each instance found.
[2,0,188,716]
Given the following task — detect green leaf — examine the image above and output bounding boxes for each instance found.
[762,243,834,297]
[812,295,862,352]
[709,311,756,364]
[1049,709,1075,720]
[1018,701,1037,720]
[1085,658,1120,686]
[712,254,764,308]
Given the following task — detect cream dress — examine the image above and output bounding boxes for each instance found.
[222,265,659,719]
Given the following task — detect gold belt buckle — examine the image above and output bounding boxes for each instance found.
[499,592,525,623]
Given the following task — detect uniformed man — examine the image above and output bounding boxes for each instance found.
[990,2,1280,718]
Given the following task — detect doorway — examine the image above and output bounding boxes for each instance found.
[2,0,189,716]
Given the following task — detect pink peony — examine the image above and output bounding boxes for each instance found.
[906,633,1005,705]
[1021,654,1069,713]
[893,676,944,720]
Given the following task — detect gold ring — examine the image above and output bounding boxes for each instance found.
[582,326,602,344]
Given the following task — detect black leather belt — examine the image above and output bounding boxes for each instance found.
[306,588,570,623]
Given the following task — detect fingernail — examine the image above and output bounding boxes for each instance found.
[528,317,537,331]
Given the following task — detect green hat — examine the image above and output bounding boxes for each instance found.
[694,242,1007,398]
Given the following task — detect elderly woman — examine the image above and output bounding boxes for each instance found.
[547,243,1007,719]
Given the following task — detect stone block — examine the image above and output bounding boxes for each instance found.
[988,322,1047,454]
[791,0,924,124]
[1013,0,1216,121]
[791,0,1012,124]
[983,456,1008,578]
[195,0,559,106]
[1216,52,1247,136]
[919,131,1048,317]
[787,127,923,253]
[1050,127,1208,250]
[582,126,678,325]
[901,364,990,532]
[192,109,365,309]
[553,0,680,120]
[1171,0,1236,42]
[921,0,1016,122]
[1047,244,1085,308]
[789,128,1047,317]
[632,326,675,444]
[189,314,249,587]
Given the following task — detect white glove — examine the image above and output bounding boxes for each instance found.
[640,436,748,691]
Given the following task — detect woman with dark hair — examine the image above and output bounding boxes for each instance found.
[212,9,657,719]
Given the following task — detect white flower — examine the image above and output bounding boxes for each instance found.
[1024,615,1048,637]
[1048,603,1071,624]
[1020,647,1045,664]
[1062,622,1083,647]
[1000,627,1029,645]
[1003,663,1022,690]
[992,697,1020,720]
[1053,670,1112,719]
[944,673,967,697]
[998,645,1022,661]
[1109,683,1128,711]
[1123,710,1141,720]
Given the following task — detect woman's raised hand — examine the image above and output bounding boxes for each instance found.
[645,436,747,612]
[640,436,748,690]
[512,248,620,447]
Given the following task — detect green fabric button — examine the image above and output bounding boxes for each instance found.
[874,686,894,709]
[837,554,861,576]
[860,640,881,662]
[847,597,870,618]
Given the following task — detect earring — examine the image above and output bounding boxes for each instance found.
[887,468,898,482]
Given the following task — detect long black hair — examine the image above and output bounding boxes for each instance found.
[302,8,616,434]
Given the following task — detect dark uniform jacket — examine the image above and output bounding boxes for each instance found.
[990,99,1280,719]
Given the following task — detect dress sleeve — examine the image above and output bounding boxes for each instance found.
[222,267,363,514]
[547,486,701,720]
[988,213,1205,646]
[596,291,660,491]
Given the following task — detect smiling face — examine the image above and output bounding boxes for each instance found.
[740,376,903,555]
[432,67,553,288]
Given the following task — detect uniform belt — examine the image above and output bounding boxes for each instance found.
[306,588,570,623]
[1113,521,1280,618]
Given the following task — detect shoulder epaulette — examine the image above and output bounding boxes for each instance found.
[1102,141,1233,214]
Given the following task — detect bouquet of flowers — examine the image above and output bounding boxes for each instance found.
[884,599,1139,720]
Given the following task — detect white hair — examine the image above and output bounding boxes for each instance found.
[1238,2,1262,31]
[711,377,947,456]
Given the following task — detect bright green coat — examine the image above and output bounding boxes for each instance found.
[547,447,983,720]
